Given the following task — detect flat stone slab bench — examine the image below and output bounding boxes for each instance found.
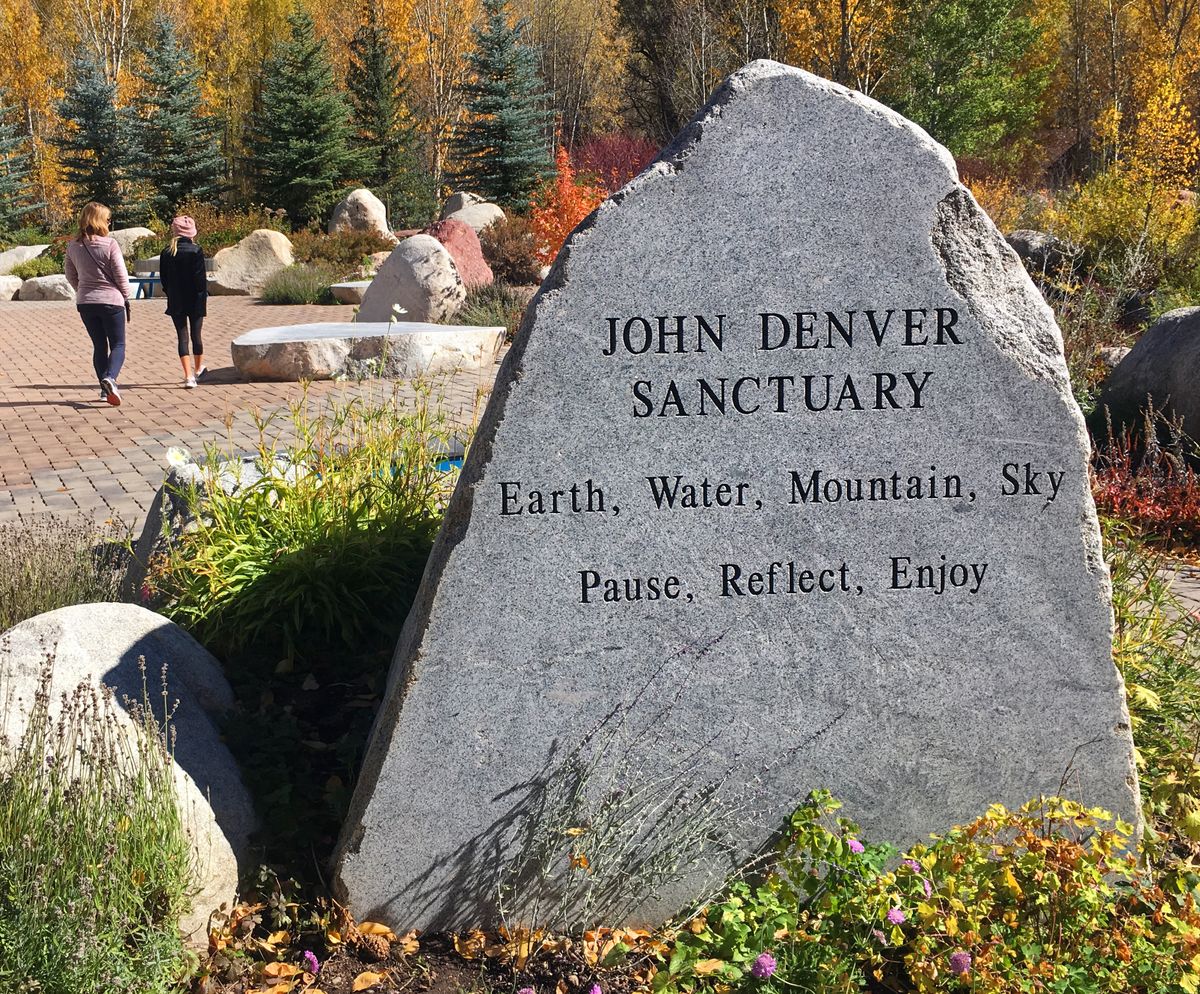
[330,281,371,304]
[231,322,505,382]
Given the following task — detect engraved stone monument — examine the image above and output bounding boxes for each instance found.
[334,61,1139,930]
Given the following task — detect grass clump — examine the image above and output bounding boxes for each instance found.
[459,282,531,340]
[150,385,463,658]
[258,263,342,305]
[0,516,125,631]
[0,660,193,993]
[9,255,61,279]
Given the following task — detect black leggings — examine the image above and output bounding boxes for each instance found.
[172,314,204,357]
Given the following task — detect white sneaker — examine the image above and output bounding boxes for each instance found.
[194,365,208,381]
[184,377,197,389]
[102,378,120,406]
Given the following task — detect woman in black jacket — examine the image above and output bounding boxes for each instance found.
[159,215,208,388]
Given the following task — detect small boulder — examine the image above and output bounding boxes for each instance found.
[424,218,493,289]
[444,202,506,234]
[17,274,74,301]
[329,189,397,243]
[439,191,486,218]
[209,230,294,296]
[1006,229,1069,274]
[1095,307,1200,440]
[361,251,391,278]
[0,604,257,947]
[358,234,466,323]
[109,226,157,258]
[330,280,371,304]
[0,275,23,300]
[0,243,49,275]
[1098,346,1131,372]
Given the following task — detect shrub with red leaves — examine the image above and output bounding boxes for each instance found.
[531,146,607,265]
[572,133,659,194]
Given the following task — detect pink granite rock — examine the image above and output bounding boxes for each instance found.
[423,218,494,289]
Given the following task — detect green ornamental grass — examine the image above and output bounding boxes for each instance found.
[0,661,193,993]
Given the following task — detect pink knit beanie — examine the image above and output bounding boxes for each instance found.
[171,215,197,239]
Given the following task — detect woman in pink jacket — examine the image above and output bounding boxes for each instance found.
[64,201,132,406]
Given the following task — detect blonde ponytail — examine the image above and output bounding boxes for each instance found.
[166,235,180,257]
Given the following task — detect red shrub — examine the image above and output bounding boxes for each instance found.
[572,133,659,193]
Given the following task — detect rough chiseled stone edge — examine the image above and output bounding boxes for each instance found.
[334,59,1141,873]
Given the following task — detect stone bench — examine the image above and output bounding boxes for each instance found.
[330,281,371,304]
[231,321,505,382]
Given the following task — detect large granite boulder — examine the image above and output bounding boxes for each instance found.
[17,274,74,300]
[1095,307,1200,440]
[334,61,1138,932]
[0,243,49,275]
[109,226,157,258]
[357,235,467,323]
[209,229,294,296]
[0,604,257,945]
[329,188,397,243]
[0,275,23,300]
[440,191,485,218]
[424,218,493,289]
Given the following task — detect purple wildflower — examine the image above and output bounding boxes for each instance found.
[518,988,535,994]
[903,859,921,873]
[139,583,152,605]
[923,877,933,898]
[949,951,972,976]
[588,984,602,994]
[886,908,906,925]
[847,838,865,854]
[302,950,320,975]
[750,953,777,979]
[871,929,887,944]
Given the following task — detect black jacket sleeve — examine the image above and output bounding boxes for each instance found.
[192,247,207,295]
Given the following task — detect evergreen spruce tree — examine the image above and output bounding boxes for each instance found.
[0,105,41,236]
[128,17,225,217]
[452,0,552,212]
[346,3,436,226]
[246,6,362,225]
[56,56,126,211]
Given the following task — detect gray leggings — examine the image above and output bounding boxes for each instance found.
[172,314,203,357]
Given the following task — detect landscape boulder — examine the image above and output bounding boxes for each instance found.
[0,275,22,300]
[329,188,397,243]
[0,604,257,946]
[1095,307,1200,440]
[0,243,49,275]
[17,274,74,300]
[444,201,506,234]
[424,218,493,289]
[357,234,466,323]
[362,250,391,277]
[439,191,485,217]
[209,229,294,296]
[330,280,371,304]
[1006,229,1069,274]
[109,226,157,258]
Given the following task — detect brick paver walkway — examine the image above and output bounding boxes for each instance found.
[0,296,499,530]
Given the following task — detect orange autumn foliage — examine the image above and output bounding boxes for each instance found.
[530,146,607,265]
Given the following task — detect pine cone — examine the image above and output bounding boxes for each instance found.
[354,931,391,963]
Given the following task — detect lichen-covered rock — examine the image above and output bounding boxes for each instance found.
[357,235,466,323]
[0,604,257,946]
[209,229,294,296]
[424,218,493,289]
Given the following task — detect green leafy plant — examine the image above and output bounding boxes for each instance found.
[657,791,1198,994]
[9,255,61,279]
[258,263,343,304]
[0,660,193,993]
[0,516,126,631]
[150,384,464,657]
[290,227,395,275]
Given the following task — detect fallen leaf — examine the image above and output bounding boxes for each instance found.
[359,921,398,942]
[564,826,587,836]
[397,929,420,955]
[265,931,292,949]
[263,962,300,978]
[694,959,726,976]
[352,971,386,991]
